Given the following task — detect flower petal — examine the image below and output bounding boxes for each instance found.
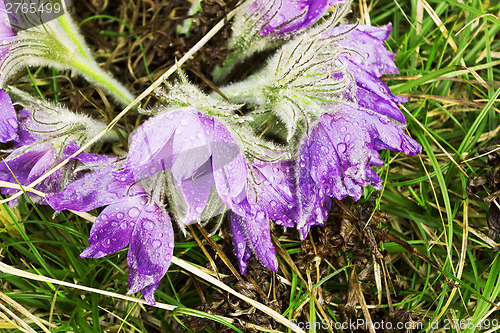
[170,160,214,224]
[249,161,298,227]
[210,119,249,210]
[230,211,252,274]
[257,0,337,36]
[122,111,179,181]
[170,111,212,182]
[330,24,399,77]
[0,90,17,143]
[230,210,278,274]
[127,204,174,305]
[297,141,332,238]
[63,141,116,166]
[0,144,52,194]
[46,165,146,212]
[80,196,147,258]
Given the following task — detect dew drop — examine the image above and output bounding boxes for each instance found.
[168,241,175,248]
[100,214,109,220]
[116,212,124,219]
[337,143,347,153]
[237,242,244,249]
[143,219,155,231]
[145,205,156,213]
[195,206,204,214]
[152,239,162,248]
[128,207,140,218]
[379,117,389,124]
[270,200,277,207]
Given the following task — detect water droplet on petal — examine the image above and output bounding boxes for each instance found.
[143,219,155,231]
[116,212,124,219]
[152,239,162,248]
[128,207,140,218]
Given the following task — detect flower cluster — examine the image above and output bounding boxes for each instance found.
[1,0,421,304]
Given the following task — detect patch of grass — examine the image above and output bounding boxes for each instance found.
[1,0,499,332]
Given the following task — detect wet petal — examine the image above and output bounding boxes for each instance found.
[210,119,248,209]
[329,24,399,77]
[0,144,52,194]
[171,160,213,224]
[297,142,332,239]
[63,141,116,166]
[127,204,174,305]
[257,0,338,36]
[123,111,179,181]
[80,196,147,258]
[250,161,298,227]
[230,210,278,274]
[230,212,252,274]
[0,90,17,143]
[46,165,146,212]
[170,111,212,182]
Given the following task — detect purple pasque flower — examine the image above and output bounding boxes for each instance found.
[0,106,109,205]
[0,1,18,142]
[249,0,341,36]
[46,166,175,305]
[115,108,252,226]
[296,103,421,237]
[230,160,298,273]
[328,23,407,124]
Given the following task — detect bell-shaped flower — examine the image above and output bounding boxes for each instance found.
[114,108,253,229]
[296,104,421,237]
[0,96,110,205]
[46,166,174,305]
[0,4,133,105]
